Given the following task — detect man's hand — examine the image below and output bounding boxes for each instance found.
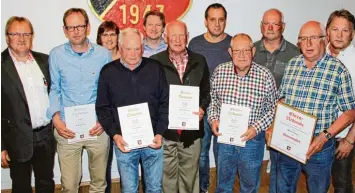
[113,134,130,153]
[193,108,205,121]
[306,132,328,159]
[241,126,257,142]
[1,150,10,168]
[265,126,274,146]
[211,120,221,136]
[89,122,104,136]
[335,138,354,159]
[149,134,163,149]
[53,112,75,139]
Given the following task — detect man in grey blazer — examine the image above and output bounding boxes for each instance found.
[1,16,55,193]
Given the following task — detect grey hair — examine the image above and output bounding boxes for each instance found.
[262,8,284,23]
[230,33,254,48]
[118,28,144,46]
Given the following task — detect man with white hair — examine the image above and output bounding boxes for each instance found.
[96,28,169,193]
[268,21,355,193]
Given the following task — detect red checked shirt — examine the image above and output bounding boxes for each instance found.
[169,49,188,82]
[169,49,189,134]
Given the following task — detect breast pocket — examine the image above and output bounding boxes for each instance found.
[274,61,287,75]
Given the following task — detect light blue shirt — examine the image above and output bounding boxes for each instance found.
[143,38,167,58]
[46,39,112,121]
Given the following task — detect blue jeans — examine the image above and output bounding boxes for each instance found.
[114,146,163,193]
[216,132,265,193]
[200,115,217,192]
[268,149,279,193]
[277,139,335,193]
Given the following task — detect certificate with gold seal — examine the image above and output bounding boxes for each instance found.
[117,103,155,150]
[269,103,317,164]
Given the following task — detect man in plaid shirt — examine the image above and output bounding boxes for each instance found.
[271,21,355,193]
[208,33,278,193]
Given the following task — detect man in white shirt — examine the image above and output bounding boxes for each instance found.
[1,16,55,193]
[326,9,355,193]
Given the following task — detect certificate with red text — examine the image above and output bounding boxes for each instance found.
[269,103,317,164]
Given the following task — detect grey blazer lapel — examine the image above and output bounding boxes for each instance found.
[1,48,27,101]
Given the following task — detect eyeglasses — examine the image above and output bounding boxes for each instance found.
[7,32,33,39]
[231,49,252,55]
[298,36,325,43]
[101,33,117,38]
[261,22,283,28]
[65,25,87,32]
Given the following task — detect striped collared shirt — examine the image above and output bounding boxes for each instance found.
[208,61,278,133]
[279,53,355,134]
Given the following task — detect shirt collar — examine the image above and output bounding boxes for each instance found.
[168,48,188,64]
[233,62,254,77]
[120,58,142,70]
[8,48,34,63]
[259,36,287,52]
[144,37,166,49]
[64,38,94,56]
[326,43,354,58]
[299,53,329,69]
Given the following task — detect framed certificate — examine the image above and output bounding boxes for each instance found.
[269,102,317,164]
[217,103,250,147]
[117,102,155,150]
[168,85,199,130]
[65,104,97,144]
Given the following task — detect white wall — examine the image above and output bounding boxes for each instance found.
[2,0,355,190]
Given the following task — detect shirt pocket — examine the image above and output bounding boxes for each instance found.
[274,61,287,75]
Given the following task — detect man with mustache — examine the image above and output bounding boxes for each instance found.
[326,9,355,193]
[253,9,300,193]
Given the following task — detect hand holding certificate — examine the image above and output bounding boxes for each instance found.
[117,103,155,150]
[217,104,250,147]
[168,85,199,130]
[269,103,317,164]
[64,104,97,144]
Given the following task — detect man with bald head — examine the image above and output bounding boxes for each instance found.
[271,21,355,193]
[151,20,210,193]
[208,33,277,193]
[253,8,300,193]
[96,28,169,193]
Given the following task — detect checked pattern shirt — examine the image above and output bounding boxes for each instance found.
[279,54,355,134]
[208,61,278,134]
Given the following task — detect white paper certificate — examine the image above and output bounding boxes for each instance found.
[270,103,317,164]
[168,85,199,130]
[217,104,250,147]
[64,104,97,144]
[117,103,155,150]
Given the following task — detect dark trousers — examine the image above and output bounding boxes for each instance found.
[105,138,114,193]
[9,127,56,193]
[332,140,354,193]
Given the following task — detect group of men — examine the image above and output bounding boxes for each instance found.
[1,3,355,193]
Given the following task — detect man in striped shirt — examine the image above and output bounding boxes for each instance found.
[208,33,278,193]
[273,21,355,193]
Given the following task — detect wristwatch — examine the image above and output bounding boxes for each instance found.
[322,130,332,140]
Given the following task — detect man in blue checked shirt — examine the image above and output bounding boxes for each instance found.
[46,8,112,193]
[267,21,355,193]
[208,33,278,193]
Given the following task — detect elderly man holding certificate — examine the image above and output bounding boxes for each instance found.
[96,28,169,193]
[267,21,355,193]
[208,33,278,193]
